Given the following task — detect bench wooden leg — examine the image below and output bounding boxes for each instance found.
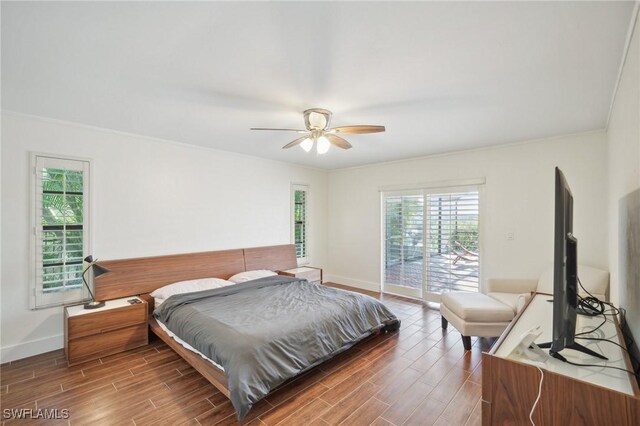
[441,316,448,330]
[462,335,472,351]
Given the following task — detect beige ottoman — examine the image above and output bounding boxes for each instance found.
[440,292,515,350]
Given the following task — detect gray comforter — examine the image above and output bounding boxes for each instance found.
[154,275,400,420]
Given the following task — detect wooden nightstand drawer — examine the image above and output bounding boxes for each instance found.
[67,323,147,365]
[279,267,322,284]
[65,297,148,365]
[68,302,147,339]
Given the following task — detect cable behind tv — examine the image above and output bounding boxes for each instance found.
[553,276,639,377]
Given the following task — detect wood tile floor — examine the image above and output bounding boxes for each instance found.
[0,284,491,426]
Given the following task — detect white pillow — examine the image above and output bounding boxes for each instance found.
[150,277,235,301]
[228,269,277,284]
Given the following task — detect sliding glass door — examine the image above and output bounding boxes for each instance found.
[383,191,424,298]
[382,186,481,301]
[424,190,480,301]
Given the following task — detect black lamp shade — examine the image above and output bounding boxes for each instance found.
[82,256,110,309]
[92,263,110,278]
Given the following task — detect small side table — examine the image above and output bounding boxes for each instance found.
[64,296,148,365]
[278,266,323,285]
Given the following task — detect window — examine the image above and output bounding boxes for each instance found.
[382,182,482,301]
[292,184,309,264]
[383,192,424,293]
[31,154,91,309]
[425,190,480,296]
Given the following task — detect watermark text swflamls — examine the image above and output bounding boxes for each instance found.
[3,408,70,420]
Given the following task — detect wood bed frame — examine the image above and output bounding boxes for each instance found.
[94,244,299,398]
[148,317,230,396]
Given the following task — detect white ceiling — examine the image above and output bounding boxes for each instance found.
[2,2,635,169]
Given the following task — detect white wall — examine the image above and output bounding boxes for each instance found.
[0,105,623,362]
[607,11,640,306]
[1,112,328,362]
[326,132,608,292]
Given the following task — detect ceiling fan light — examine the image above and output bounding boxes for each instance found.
[300,138,313,152]
[308,110,329,130]
[317,136,330,154]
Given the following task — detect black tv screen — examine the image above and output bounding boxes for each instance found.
[550,167,578,354]
[544,167,606,360]
[619,188,640,384]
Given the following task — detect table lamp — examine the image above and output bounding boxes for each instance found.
[82,255,110,309]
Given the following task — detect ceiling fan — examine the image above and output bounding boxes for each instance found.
[251,108,385,154]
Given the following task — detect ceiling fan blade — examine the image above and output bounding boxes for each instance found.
[329,125,385,134]
[251,128,307,133]
[326,134,352,150]
[282,135,310,149]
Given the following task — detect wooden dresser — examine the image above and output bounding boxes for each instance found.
[64,297,148,365]
[482,293,640,425]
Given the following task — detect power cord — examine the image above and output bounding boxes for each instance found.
[529,366,544,426]
[577,335,631,352]
[529,278,638,424]
[574,308,615,337]
[553,277,639,377]
[576,277,608,317]
[577,277,620,316]
[550,352,639,376]
[576,295,605,316]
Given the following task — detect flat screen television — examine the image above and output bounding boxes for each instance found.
[538,167,607,361]
[619,188,640,384]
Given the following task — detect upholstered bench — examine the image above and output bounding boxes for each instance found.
[440,292,515,350]
[440,264,609,351]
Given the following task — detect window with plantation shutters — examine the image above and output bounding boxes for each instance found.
[425,190,480,295]
[292,184,309,264]
[31,154,91,309]
[383,192,424,292]
[382,182,482,301]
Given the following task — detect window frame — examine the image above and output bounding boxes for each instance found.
[30,152,93,309]
[291,183,310,265]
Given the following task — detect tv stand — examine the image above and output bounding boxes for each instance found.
[483,293,639,425]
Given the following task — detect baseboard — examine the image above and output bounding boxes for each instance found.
[324,274,381,293]
[0,334,64,363]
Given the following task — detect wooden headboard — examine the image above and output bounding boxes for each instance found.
[244,244,297,272]
[95,244,297,301]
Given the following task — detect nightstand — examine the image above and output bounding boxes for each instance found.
[64,297,148,366]
[278,266,323,285]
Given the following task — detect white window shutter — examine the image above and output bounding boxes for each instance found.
[32,154,91,309]
[382,185,481,299]
[425,190,480,295]
[292,184,309,264]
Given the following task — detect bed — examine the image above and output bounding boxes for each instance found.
[95,244,400,420]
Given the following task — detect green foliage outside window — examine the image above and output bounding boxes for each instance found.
[447,220,479,252]
[294,189,307,258]
[385,196,423,263]
[385,194,479,263]
[41,168,84,292]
